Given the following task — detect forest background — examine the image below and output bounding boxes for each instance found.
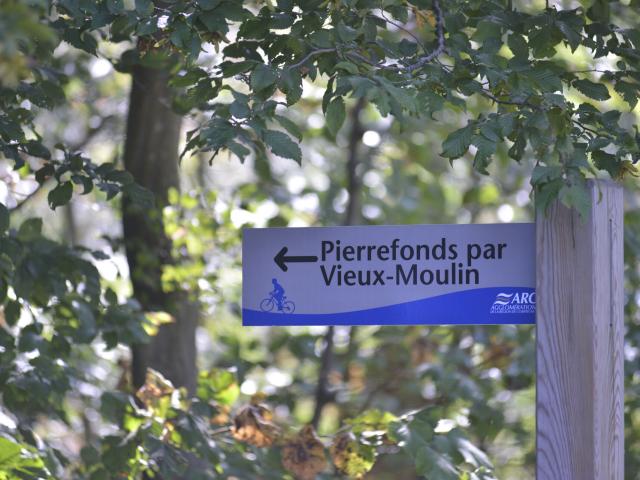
[1,0,640,478]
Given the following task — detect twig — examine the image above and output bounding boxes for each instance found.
[9,115,116,213]
[9,181,48,213]
[344,51,391,69]
[573,119,613,139]
[211,426,232,436]
[289,0,446,74]
[405,0,446,72]
[376,9,427,53]
[571,69,614,74]
[288,48,336,70]
[479,90,539,109]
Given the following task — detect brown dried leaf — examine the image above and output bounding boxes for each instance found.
[282,425,327,480]
[210,403,231,426]
[231,403,280,447]
[414,9,436,28]
[136,368,174,410]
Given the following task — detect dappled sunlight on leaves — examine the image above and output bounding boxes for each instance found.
[136,369,175,417]
[329,432,375,478]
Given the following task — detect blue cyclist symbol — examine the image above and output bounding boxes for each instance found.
[260,278,295,313]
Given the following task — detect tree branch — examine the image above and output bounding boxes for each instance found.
[289,0,446,74]
[405,0,445,73]
[288,48,336,70]
[9,180,48,213]
[9,114,117,213]
[376,10,427,54]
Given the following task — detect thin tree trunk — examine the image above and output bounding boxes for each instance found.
[122,65,198,395]
[64,203,78,246]
[311,97,366,428]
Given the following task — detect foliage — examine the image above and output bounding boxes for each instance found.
[1,1,639,214]
[1,0,640,479]
[73,368,498,479]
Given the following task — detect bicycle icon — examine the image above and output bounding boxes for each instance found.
[260,293,295,314]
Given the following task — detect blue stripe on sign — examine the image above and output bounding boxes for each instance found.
[242,287,536,326]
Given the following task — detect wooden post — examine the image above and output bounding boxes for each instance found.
[536,180,624,479]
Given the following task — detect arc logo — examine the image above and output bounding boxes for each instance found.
[490,292,535,314]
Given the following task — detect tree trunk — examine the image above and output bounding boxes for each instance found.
[311,98,366,428]
[122,64,198,395]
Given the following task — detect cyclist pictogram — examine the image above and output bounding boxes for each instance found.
[260,278,295,313]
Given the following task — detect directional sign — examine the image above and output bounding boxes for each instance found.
[242,224,535,326]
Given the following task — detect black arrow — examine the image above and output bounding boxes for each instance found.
[274,246,318,272]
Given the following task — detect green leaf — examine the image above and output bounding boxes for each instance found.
[508,132,526,161]
[198,10,227,33]
[123,183,155,208]
[507,33,528,60]
[322,76,335,114]
[331,434,376,477]
[588,136,611,151]
[528,25,563,58]
[72,300,97,342]
[171,68,207,87]
[4,300,20,326]
[197,0,222,10]
[251,64,277,91]
[390,411,457,479]
[334,61,359,74]
[23,140,50,159]
[325,97,346,138]
[274,114,303,140]
[0,202,8,233]
[454,436,492,469]
[71,174,94,194]
[614,81,639,108]
[35,163,54,184]
[230,100,251,119]
[529,63,563,92]
[197,368,240,405]
[587,0,610,22]
[48,181,73,209]
[17,218,42,240]
[135,0,153,15]
[80,446,100,466]
[573,79,610,101]
[279,68,303,105]
[347,409,398,435]
[0,437,23,470]
[336,21,358,42]
[559,182,591,217]
[106,0,124,14]
[169,19,191,49]
[104,169,134,185]
[263,130,301,163]
[441,124,474,159]
[592,150,620,177]
[556,17,583,52]
[220,60,257,78]
[226,140,251,160]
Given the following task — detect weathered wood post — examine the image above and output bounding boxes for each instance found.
[536,180,624,479]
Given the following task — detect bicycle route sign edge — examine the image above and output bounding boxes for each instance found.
[242,223,536,326]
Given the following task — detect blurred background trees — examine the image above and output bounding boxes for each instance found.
[1,0,640,478]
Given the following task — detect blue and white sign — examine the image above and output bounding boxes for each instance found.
[242,224,535,326]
